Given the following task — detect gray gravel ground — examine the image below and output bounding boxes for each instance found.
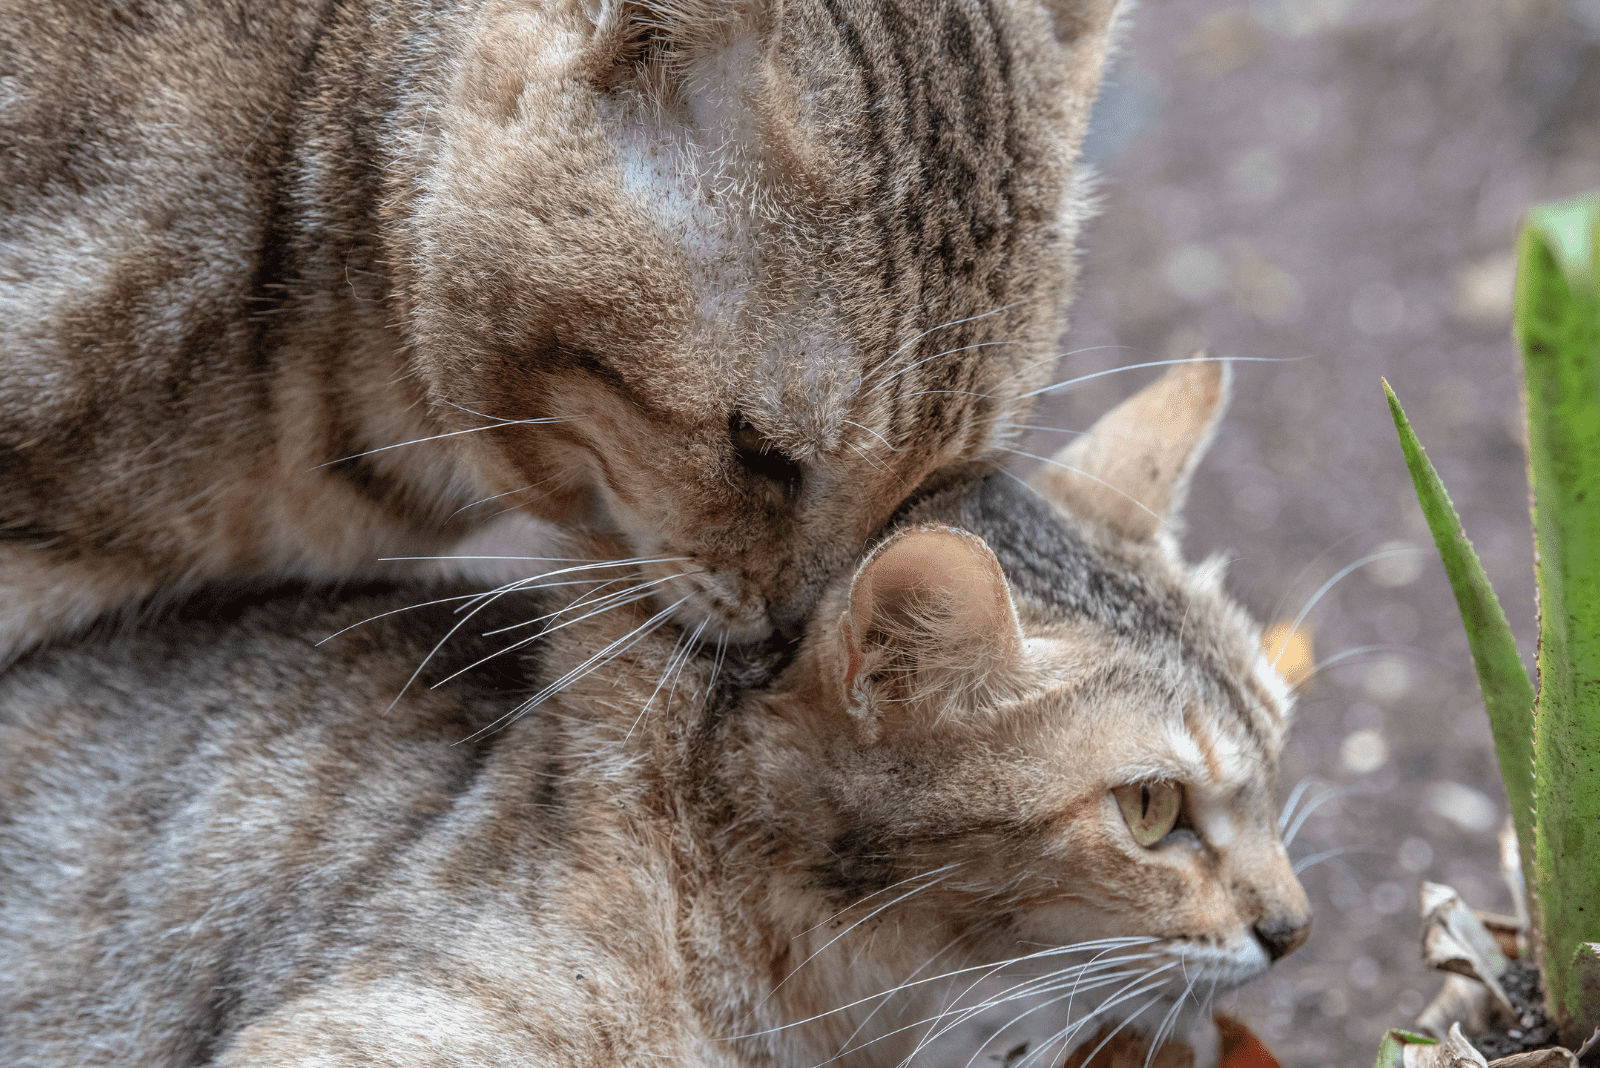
[1014,0,1600,1063]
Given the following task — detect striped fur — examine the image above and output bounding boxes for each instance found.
[0,360,1310,1066]
[0,0,1121,661]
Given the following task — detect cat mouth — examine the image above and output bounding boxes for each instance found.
[633,559,775,644]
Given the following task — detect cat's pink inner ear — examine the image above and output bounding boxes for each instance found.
[845,527,1022,669]
[1030,352,1230,541]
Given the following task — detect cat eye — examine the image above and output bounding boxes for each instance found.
[1112,781,1182,847]
[729,414,802,496]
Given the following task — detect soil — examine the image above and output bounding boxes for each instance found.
[1470,963,1560,1060]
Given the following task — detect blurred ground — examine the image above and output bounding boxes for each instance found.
[1014,0,1600,1063]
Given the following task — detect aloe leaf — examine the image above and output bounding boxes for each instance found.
[1516,191,1600,1043]
[1384,380,1537,886]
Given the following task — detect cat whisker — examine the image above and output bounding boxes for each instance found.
[845,440,893,473]
[314,590,490,646]
[732,940,1158,1048]
[1293,845,1388,875]
[429,584,678,691]
[864,301,1025,381]
[902,970,1144,1068]
[1312,643,1451,674]
[800,865,967,938]
[438,398,567,425]
[959,954,1162,1025]
[1016,354,1305,402]
[1264,532,1363,629]
[626,617,709,741]
[309,415,577,469]
[709,629,731,692]
[480,571,695,638]
[842,419,901,453]
[381,571,565,712]
[925,965,1151,1060]
[447,477,562,517]
[866,340,1025,396]
[380,555,695,703]
[934,964,1173,1068]
[369,553,687,574]
[994,446,1165,528]
[458,595,695,743]
[900,942,1169,1062]
[1277,778,1317,835]
[1143,971,1198,1068]
[446,555,694,619]
[828,962,1150,1068]
[987,423,1088,436]
[1282,784,1351,846]
[831,934,970,1061]
[1012,971,1175,1068]
[748,866,964,1016]
[900,389,994,401]
[1272,547,1418,670]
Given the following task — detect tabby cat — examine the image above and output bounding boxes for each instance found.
[0,0,1120,661]
[0,360,1311,1067]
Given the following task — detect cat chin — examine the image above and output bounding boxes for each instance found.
[1167,934,1275,993]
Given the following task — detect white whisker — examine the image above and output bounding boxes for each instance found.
[1017,355,1303,402]
[1271,548,1417,669]
[996,446,1165,527]
[315,590,487,646]
[901,389,993,400]
[867,340,1024,395]
[627,618,709,741]
[1312,643,1449,673]
[429,585,672,690]
[1294,845,1384,875]
[725,938,1161,1042]
[310,415,576,469]
[987,423,1088,436]
[832,935,969,1061]
[1144,971,1198,1068]
[447,478,560,517]
[1017,972,1173,1068]
[750,866,963,1016]
[1278,779,1316,835]
[866,302,1025,380]
[458,595,694,743]
[1282,785,1348,846]
[842,420,901,452]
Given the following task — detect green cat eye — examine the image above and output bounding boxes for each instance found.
[1112,782,1182,847]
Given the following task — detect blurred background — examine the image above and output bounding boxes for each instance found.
[1015,0,1600,1062]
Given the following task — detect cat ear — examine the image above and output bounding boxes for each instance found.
[1030,353,1230,541]
[1036,0,1125,158]
[838,527,1023,732]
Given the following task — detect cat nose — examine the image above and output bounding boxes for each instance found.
[1252,915,1311,962]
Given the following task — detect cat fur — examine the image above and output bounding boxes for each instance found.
[0,358,1311,1066]
[0,0,1122,661]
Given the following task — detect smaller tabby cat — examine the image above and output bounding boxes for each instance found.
[0,360,1310,1067]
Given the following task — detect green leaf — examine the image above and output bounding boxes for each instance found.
[1516,191,1600,1044]
[1372,1028,1438,1068]
[1384,380,1537,887]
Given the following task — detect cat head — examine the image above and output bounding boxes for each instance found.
[758,359,1309,1049]
[391,0,1123,641]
